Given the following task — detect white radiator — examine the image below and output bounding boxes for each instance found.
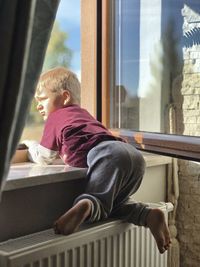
[0,202,173,267]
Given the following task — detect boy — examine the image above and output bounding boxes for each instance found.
[20,67,171,254]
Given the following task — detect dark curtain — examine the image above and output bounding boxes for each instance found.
[0,0,60,196]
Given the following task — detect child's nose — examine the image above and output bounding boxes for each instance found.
[37,103,42,110]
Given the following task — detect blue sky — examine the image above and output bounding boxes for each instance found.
[56,0,81,80]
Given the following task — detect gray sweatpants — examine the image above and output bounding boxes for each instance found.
[74,141,151,226]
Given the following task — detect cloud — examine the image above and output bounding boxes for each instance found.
[56,0,80,26]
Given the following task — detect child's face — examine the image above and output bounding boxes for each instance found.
[35,86,67,121]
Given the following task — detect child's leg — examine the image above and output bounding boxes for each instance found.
[55,141,146,233]
[74,141,146,221]
[54,141,170,253]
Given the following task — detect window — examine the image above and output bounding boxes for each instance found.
[109,0,200,135]
[100,0,200,161]
[10,0,199,162]
[20,0,81,142]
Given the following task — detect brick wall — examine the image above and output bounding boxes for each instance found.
[177,161,200,267]
[175,5,200,267]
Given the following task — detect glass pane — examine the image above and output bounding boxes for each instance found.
[110,0,200,137]
[21,0,81,141]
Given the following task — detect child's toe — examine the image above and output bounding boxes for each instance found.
[53,222,60,234]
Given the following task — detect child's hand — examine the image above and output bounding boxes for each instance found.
[11,149,29,163]
[17,143,28,150]
[21,140,39,148]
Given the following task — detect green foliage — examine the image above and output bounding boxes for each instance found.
[43,21,73,71]
[26,99,43,125]
[27,20,72,125]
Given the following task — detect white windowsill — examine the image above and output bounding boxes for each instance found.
[5,163,87,191]
[5,152,172,192]
[142,152,172,167]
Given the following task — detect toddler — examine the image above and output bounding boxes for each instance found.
[23,67,171,254]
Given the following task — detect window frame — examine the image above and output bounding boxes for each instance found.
[99,0,200,162]
[65,0,200,163]
[81,0,98,117]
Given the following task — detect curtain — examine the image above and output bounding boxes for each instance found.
[0,0,60,196]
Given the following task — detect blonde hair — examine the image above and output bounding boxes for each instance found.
[36,67,80,104]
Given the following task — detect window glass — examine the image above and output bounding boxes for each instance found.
[21,0,81,141]
[110,0,200,137]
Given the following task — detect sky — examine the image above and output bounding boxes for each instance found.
[54,0,198,95]
[56,0,81,80]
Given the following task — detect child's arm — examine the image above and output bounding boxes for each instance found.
[11,148,29,163]
[11,141,57,165]
[22,113,61,165]
[22,140,58,165]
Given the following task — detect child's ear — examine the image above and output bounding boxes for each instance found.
[63,90,71,105]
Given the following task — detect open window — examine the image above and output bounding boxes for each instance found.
[21,0,81,142]
[98,0,200,161]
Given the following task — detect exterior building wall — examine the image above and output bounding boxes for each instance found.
[177,161,200,267]
[174,5,200,267]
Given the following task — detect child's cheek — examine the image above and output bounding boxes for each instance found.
[43,99,49,113]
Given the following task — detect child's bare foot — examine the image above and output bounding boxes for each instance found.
[146,208,171,254]
[53,199,92,235]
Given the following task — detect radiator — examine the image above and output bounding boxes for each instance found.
[0,202,173,267]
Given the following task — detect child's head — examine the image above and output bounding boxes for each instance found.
[35,67,80,120]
